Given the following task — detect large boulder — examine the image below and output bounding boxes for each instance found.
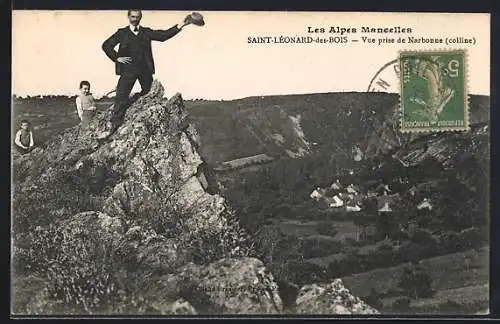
[11,81,252,314]
[295,279,379,315]
[150,257,283,314]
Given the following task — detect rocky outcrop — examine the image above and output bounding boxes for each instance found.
[296,279,379,315]
[12,80,378,315]
[14,80,249,258]
[150,257,283,314]
[59,211,124,243]
[362,95,490,160]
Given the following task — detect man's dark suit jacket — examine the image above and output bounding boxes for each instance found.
[102,25,181,75]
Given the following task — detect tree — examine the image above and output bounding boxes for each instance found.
[375,211,400,240]
[353,213,375,241]
[398,263,435,299]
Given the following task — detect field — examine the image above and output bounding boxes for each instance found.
[12,96,114,148]
[341,247,489,313]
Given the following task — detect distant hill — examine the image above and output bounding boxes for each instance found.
[184,93,490,165]
[12,92,489,167]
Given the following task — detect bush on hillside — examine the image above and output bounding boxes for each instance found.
[186,209,254,265]
[250,229,306,285]
[315,221,339,236]
[298,238,342,259]
[12,224,151,315]
[398,263,435,299]
[392,296,411,312]
[12,160,119,233]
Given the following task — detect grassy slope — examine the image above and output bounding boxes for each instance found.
[340,247,489,313]
[406,284,489,314]
[12,98,113,148]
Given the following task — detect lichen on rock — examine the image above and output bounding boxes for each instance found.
[153,257,284,314]
[295,279,379,315]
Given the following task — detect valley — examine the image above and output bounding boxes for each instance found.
[11,90,490,314]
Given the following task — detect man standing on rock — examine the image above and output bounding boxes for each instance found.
[98,10,204,139]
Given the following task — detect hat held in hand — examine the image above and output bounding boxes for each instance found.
[185,12,205,26]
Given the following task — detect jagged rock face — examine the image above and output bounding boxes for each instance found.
[393,123,489,168]
[86,85,228,237]
[14,80,246,249]
[234,107,311,159]
[361,96,490,160]
[12,81,251,313]
[361,103,407,158]
[295,279,379,315]
[12,81,378,315]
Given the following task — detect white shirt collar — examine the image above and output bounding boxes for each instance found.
[129,24,141,32]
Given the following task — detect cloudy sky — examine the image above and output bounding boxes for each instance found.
[12,11,490,99]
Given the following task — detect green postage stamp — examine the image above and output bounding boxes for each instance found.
[399,50,469,132]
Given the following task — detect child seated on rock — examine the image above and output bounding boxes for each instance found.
[75,80,97,127]
[14,119,35,154]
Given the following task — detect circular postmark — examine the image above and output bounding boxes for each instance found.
[363,58,406,157]
[366,56,443,93]
[366,59,400,93]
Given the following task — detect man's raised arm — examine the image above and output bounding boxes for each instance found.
[102,29,121,62]
[148,24,184,42]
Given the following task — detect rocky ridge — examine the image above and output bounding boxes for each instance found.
[12,80,378,315]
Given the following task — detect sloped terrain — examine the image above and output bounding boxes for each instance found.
[11,87,490,315]
[11,82,378,315]
[219,93,490,314]
[187,93,489,164]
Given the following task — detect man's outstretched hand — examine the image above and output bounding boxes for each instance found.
[117,57,132,64]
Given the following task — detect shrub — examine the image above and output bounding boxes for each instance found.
[290,261,327,287]
[398,264,435,299]
[125,192,186,238]
[12,161,116,234]
[252,231,306,285]
[299,238,342,259]
[315,221,337,236]
[12,224,151,314]
[269,252,305,286]
[392,296,411,311]
[459,227,488,250]
[185,208,253,265]
[410,228,437,245]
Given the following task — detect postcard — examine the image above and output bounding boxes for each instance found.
[11,10,490,316]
